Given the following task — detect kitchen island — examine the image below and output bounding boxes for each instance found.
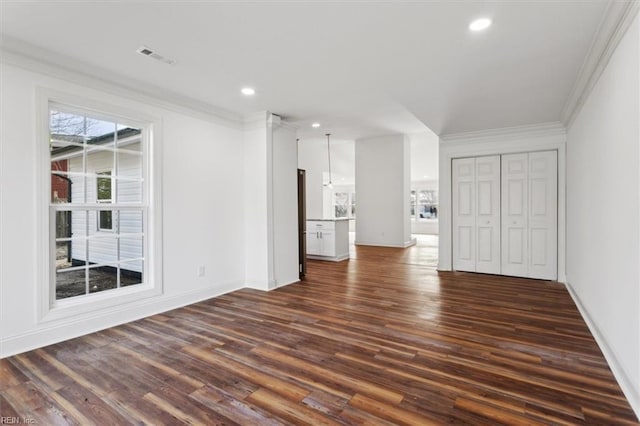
[306,219,349,261]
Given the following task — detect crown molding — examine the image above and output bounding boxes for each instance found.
[561,0,640,128]
[0,36,243,129]
[440,121,566,144]
[278,120,299,132]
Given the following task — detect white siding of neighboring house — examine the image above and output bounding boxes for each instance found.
[69,140,143,273]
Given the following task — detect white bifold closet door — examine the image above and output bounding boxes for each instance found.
[502,151,558,280]
[452,156,501,274]
[453,151,557,280]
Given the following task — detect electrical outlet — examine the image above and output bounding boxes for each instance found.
[197,265,205,277]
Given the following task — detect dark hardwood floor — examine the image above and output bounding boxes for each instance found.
[1,236,638,425]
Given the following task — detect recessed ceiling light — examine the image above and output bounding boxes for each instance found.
[312,123,321,128]
[469,18,492,31]
[241,87,255,96]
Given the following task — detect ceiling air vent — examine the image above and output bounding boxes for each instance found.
[136,46,176,65]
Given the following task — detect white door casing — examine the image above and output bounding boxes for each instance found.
[452,158,476,272]
[475,156,501,274]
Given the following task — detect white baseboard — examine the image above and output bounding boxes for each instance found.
[244,280,271,291]
[355,239,416,248]
[404,238,417,247]
[565,282,640,420]
[306,253,349,262]
[0,281,243,359]
[272,279,300,291]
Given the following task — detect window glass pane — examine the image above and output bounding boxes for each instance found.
[97,172,112,201]
[50,160,71,203]
[117,143,143,203]
[119,210,143,235]
[56,269,86,300]
[85,117,116,139]
[87,146,115,179]
[120,261,143,287]
[416,189,438,220]
[120,235,143,262]
[67,159,86,204]
[350,193,356,217]
[88,237,118,268]
[49,107,147,303]
[50,111,86,137]
[334,192,348,218]
[88,266,118,293]
[67,210,88,240]
[99,210,113,230]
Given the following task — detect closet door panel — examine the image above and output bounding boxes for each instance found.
[452,158,476,272]
[528,151,557,280]
[501,153,528,277]
[475,156,501,274]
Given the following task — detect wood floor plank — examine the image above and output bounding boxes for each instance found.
[246,387,340,426]
[1,235,637,424]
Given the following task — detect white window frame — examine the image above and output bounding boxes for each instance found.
[37,89,163,323]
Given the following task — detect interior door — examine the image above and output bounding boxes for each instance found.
[475,156,501,274]
[501,153,529,278]
[452,158,476,272]
[528,151,557,280]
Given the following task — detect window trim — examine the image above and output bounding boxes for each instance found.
[37,88,163,323]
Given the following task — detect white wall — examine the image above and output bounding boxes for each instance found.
[355,134,413,247]
[409,131,439,181]
[0,60,246,357]
[566,13,640,415]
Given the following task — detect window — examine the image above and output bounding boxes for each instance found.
[96,171,113,231]
[411,188,438,221]
[334,192,349,218]
[332,191,356,219]
[350,192,356,217]
[49,106,147,301]
[410,190,416,220]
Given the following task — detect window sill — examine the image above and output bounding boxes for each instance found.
[40,282,161,324]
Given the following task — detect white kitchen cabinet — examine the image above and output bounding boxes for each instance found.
[306,219,349,261]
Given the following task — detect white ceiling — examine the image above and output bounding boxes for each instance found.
[1,1,609,138]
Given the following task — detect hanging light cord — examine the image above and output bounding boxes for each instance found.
[326,133,333,186]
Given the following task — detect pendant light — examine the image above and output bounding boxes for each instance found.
[325,133,333,188]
